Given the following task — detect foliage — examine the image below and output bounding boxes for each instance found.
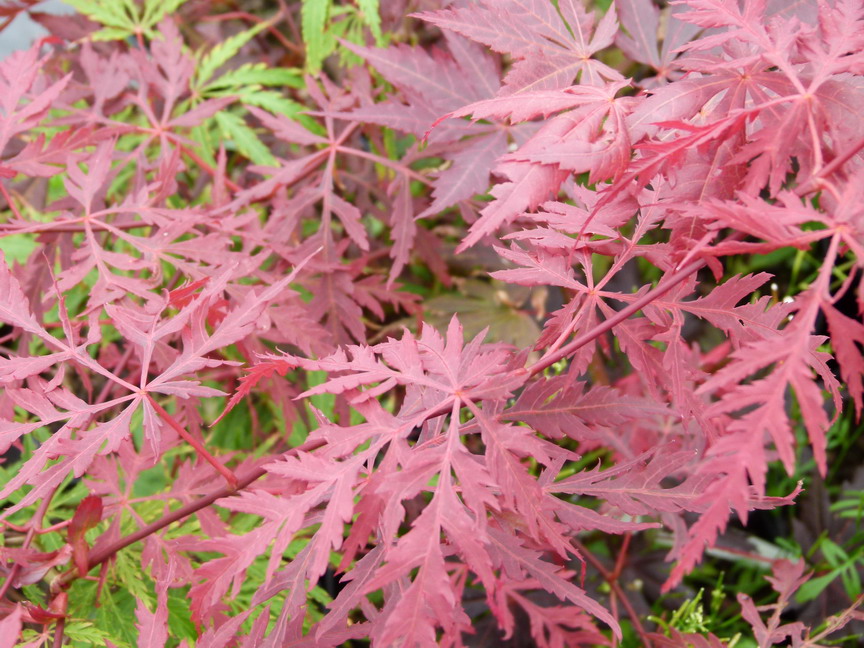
[0,0,863,646]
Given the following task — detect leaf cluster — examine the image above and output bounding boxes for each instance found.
[0,0,862,646]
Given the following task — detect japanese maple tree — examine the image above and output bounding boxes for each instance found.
[0,0,862,646]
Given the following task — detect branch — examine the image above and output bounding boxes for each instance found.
[573,538,652,648]
[54,437,324,591]
[795,134,864,197]
[0,486,61,602]
[147,394,239,489]
[527,259,706,377]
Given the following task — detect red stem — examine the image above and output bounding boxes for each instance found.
[0,182,24,221]
[200,10,300,55]
[527,259,705,377]
[179,144,243,193]
[0,221,152,234]
[612,533,632,580]
[146,394,239,489]
[50,593,68,648]
[52,617,66,648]
[0,486,62,602]
[573,538,652,648]
[795,135,864,197]
[55,438,324,590]
[336,145,432,185]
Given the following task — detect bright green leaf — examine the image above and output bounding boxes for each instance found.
[167,591,198,640]
[840,566,862,599]
[205,64,305,91]
[63,621,133,648]
[307,370,336,421]
[238,90,325,134]
[796,569,842,602]
[61,0,133,30]
[239,90,306,117]
[214,111,277,166]
[0,235,37,264]
[196,21,270,88]
[302,0,333,73]
[355,0,382,44]
[820,539,849,567]
[142,0,186,28]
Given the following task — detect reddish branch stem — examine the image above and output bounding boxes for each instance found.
[146,394,239,489]
[50,593,68,648]
[527,259,706,377]
[0,487,60,602]
[0,183,24,221]
[55,438,324,590]
[573,538,652,648]
[795,134,864,197]
[179,144,243,193]
[200,9,300,55]
[0,221,152,234]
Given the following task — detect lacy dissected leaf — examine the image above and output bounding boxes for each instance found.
[443,81,634,250]
[661,420,809,585]
[823,301,864,416]
[147,261,308,388]
[436,83,629,126]
[347,33,499,133]
[1,0,862,645]
[622,3,864,200]
[347,33,513,220]
[552,449,720,516]
[508,88,634,183]
[615,0,700,85]
[416,0,622,93]
[232,107,370,248]
[698,314,839,479]
[228,77,434,284]
[0,253,310,516]
[735,560,814,646]
[0,44,71,177]
[458,159,571,251]
[505,377,670,445]
[221,317,642,641]
[362,483,472,647]
[486,527,620,637]
[274,316,528,409]
[0,251,49,337]
[654,272,794,345]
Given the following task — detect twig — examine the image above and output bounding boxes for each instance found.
[795,135,864,197]
[573,538,652,648]
[0,183,24,221]
[179,144,243,193]
[50,593,68,648]
[527,259,705,377]
[54,437,324,590]
[146,394,239,489]
[0,486,62,602]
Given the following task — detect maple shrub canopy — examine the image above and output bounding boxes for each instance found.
[0,0,863,646]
